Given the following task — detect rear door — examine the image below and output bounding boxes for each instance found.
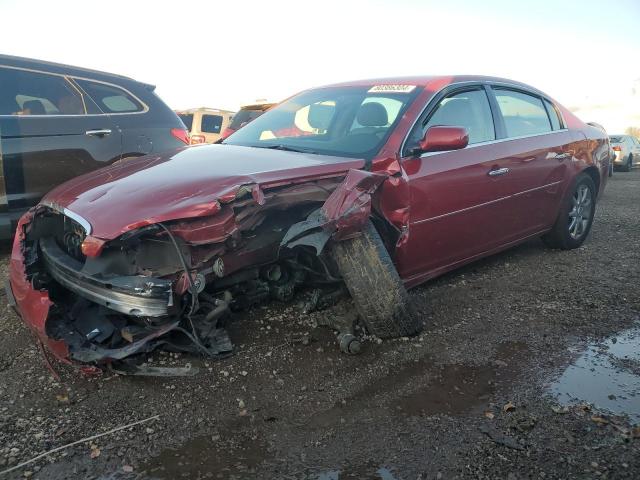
[72,78,153,156]
[0,66,122,217]
[486,87,571,236]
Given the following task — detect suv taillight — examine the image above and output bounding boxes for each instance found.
[171,128,190,145]
[190,134,206,145]
[612,146,621,151]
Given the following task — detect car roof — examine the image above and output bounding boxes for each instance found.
[0,54,153,89]
[319,75,545,94]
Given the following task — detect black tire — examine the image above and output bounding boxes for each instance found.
[542,173,596,250]
[621,154,632,172]
[331,221,422,338]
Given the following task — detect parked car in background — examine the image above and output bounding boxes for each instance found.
[175,107,235,144]
[609,134,640,171]
[8,75,610,369]
[0,55,189,239]
[220,101,275,139]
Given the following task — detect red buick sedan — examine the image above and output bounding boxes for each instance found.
[7,76,611,369]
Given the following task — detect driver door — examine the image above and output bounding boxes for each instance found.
[396,86,514,283]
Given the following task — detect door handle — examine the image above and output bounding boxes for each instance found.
[554,152,571,160]
[85,129,112,137]
[488,167,510,177]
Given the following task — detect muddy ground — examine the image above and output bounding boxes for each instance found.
[1,170,639,480]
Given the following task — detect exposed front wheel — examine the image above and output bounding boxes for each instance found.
[542,173,596,250]
[331,221,422,339]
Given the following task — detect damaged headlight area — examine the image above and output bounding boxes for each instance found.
[15,177,359,370]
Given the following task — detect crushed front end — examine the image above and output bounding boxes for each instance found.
[7,170,385,370]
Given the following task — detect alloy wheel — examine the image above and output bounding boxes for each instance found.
[568,184,592,240]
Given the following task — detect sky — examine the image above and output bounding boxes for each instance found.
[1,0,639,132]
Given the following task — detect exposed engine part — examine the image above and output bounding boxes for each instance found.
[338,333,362,355]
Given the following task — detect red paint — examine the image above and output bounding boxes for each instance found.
[320,169,387,240]
[418,126,469,153]
[9,212,70,362]
[42,144,364,240]
[10,75,610,365]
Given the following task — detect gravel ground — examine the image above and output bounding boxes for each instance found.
[0,170,639,480]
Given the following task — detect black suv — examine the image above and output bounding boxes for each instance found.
[0,55,189,238]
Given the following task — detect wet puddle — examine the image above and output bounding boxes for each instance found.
[141,436,266,479]
[549,326,640,424]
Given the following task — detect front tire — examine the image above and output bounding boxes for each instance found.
[542,173,596,250]
[331,221,422,339]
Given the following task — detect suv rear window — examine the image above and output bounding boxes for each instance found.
[75,79,144,113]
[178,114,194,130]
[609,136,623,143]
[201,114,223,133]
[0,67,86,116]
[229,109,263,130]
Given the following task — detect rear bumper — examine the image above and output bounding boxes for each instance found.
[39,237,173,317]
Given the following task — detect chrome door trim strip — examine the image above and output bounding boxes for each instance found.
[410,180,563,225]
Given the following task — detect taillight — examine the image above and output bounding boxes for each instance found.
[171,128,189,145]
[612,146,621,151]
[190,134,206,145]
[220,128,234,139]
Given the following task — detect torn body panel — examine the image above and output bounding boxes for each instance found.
[281,169,388,252]
[10,165,386,369]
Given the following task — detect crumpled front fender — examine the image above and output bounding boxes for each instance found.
[281,169,387,254]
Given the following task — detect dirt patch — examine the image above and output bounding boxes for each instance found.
[1,171,639,479]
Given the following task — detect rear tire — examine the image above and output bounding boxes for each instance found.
[542,173,596,250]
[621,154,632,172]
[331,221,422,338]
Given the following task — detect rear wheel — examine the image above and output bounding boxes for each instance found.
[621,154,632,172]
[331,221,422,338]
[542,173,596,250]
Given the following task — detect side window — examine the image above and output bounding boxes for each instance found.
[74,79,144,113]
[543,99,562,130]
[410,89,495,149]
[201,114,223,134]
[494,89,551,137]
[0,67,85,116]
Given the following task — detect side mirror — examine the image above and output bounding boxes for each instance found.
[415,126,469,154]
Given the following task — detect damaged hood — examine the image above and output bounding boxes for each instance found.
[42,144,365,240]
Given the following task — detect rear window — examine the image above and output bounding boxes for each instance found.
[75,79,144,113]
[494,89,552,137]
[178,114,194,130]
[0,67,86,116]
[201,114,223,133]
[609,136,623,143]
[229,109,263,130]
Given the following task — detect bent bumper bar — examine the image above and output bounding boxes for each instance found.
[40,237,173,317]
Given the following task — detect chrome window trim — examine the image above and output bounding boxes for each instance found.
[400,80,568,158]
[418,128,570,158]
[0,64,149,117]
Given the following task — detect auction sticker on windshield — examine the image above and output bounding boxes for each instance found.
[368,85,416,93]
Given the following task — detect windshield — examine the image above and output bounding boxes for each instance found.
[228,109,264,130]
[223,85,422,159]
